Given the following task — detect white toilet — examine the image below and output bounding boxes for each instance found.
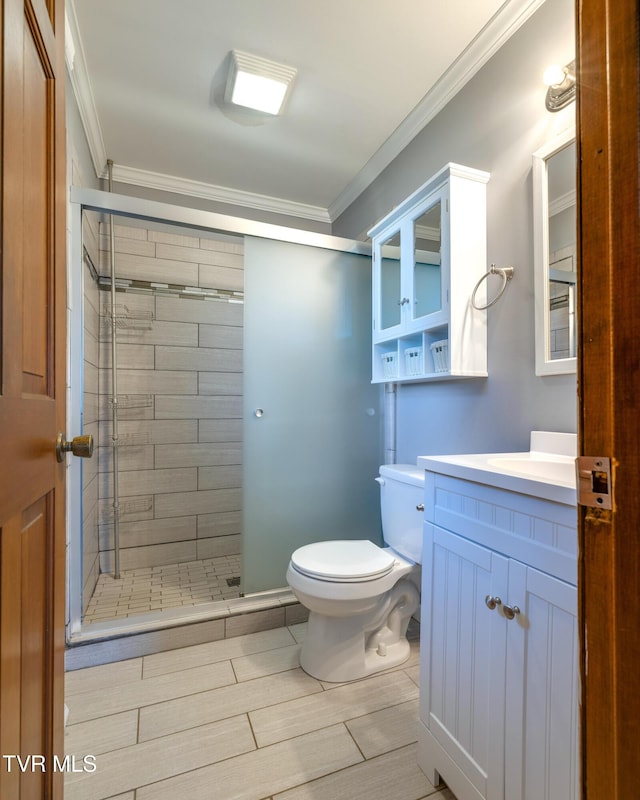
[286,464,424,682]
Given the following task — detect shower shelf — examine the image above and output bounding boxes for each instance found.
[113,394,153,409]
[101,496,153,522]
[116,431,152,446]
[104,304,154,330]
[120,497,153,516]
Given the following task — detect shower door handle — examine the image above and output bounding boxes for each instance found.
[56,433,94,462]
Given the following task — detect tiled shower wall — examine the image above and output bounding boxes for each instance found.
[96,221,244,577]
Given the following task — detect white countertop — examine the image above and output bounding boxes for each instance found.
[417,448,577,506]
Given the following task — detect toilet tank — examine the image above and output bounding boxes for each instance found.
[377,464,425,564]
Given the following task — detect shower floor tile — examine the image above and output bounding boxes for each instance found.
[84,556,242,623]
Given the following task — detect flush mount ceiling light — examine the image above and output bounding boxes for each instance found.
[543,60,576,112]
[225,50,297,115]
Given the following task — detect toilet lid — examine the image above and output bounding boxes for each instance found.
[290,540,395,581]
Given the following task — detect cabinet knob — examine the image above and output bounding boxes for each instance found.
[485,595,501,611]
[416,503,425,512]
[502,603,521,620]
[485,595,520,619]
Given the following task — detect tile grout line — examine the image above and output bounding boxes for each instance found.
[343,716,367,761]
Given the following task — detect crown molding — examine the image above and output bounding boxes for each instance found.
[65,2,107,177]
[549,188,576,217]
[107,164,332,224]
[328,0,547,221]
[67,0,545,226]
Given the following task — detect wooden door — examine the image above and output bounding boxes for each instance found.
[0,0,67,798]
[576,0,640,796]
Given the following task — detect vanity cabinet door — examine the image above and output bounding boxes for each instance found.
[504,561,579,800]
[419,523,508,800]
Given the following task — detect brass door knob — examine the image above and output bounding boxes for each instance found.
[56,433,94,462]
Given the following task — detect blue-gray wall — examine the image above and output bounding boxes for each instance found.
[333,0,576,462]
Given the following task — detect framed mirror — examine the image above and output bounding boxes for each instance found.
[533,127,576,376]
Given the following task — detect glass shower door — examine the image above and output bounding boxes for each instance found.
[243,236,383,594]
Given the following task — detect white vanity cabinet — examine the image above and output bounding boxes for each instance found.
[417,472,579,800]
[368,163,489,383]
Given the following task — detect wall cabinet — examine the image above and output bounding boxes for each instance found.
[368,163,490,383]
[417,473,579,800]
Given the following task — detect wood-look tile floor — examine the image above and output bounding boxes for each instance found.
[64,622,456,800]
[84,555,242,623]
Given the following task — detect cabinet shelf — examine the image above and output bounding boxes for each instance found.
[373,328,453,382]
[369,163,489,383]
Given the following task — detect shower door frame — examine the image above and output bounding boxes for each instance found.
[67,187,372,642]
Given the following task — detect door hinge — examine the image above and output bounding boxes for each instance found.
[576,456,612,509]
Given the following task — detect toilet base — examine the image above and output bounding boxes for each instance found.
[298,578,419,683]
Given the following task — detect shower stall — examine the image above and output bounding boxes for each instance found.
[67,188,382,642]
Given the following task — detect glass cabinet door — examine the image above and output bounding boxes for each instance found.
[412,200,442,322]
[379,230,402,331]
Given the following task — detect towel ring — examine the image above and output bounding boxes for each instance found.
[471,264,514,310]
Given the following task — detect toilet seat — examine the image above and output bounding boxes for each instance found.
[290,540,395,582]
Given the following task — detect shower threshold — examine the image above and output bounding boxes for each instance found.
[67,560,298,653]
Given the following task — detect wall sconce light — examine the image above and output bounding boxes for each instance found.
[225,50,297,115]
[543,60,576,112]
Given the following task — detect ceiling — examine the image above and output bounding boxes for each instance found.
[67,0,544,225]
